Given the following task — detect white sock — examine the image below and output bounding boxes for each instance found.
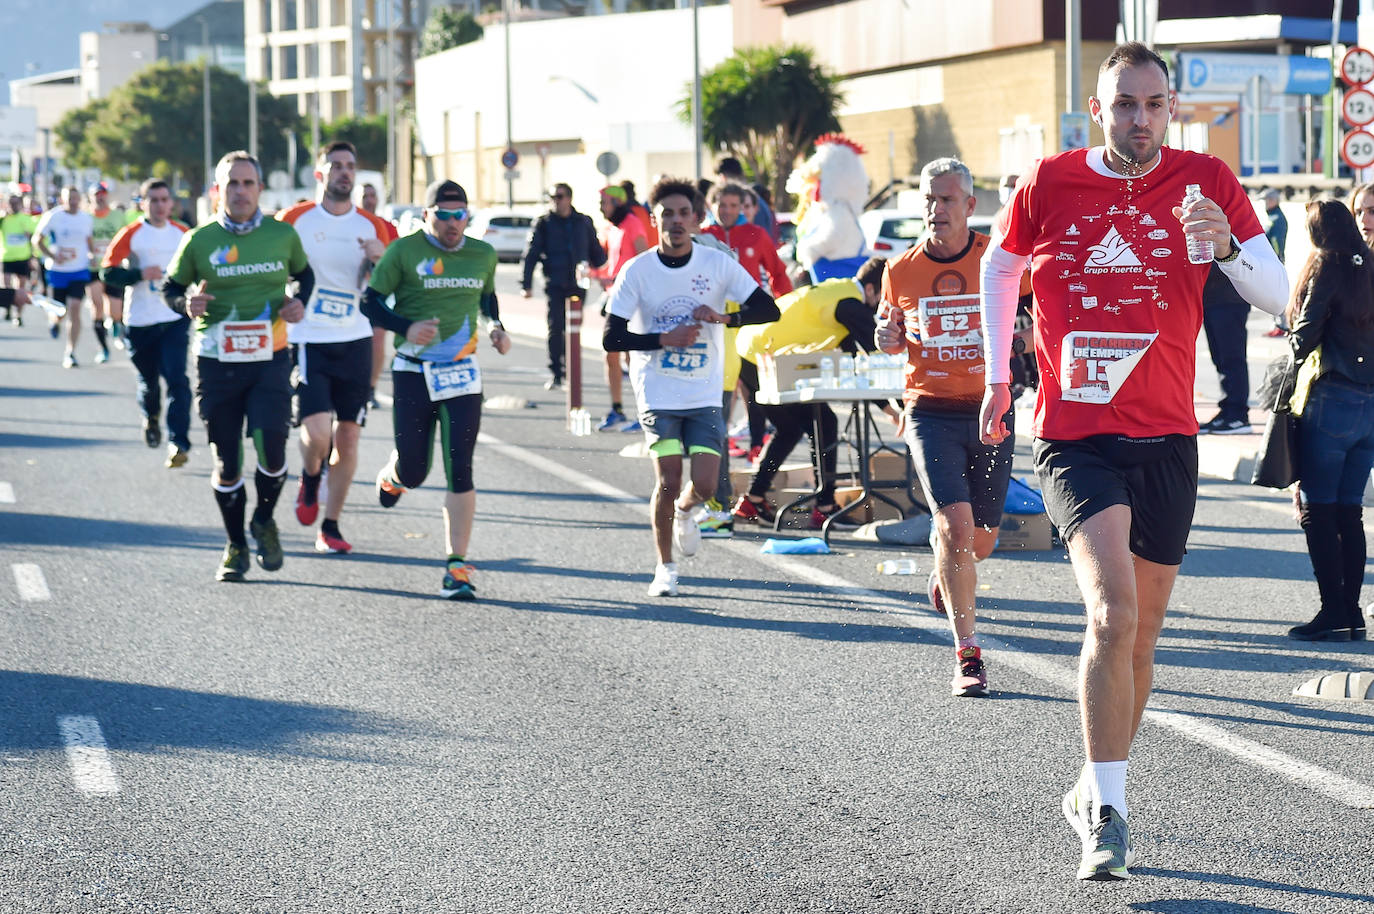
[1088,760,1128,820]
[657,562,678,575]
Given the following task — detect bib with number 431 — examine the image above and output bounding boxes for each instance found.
[1059,330,1156,404]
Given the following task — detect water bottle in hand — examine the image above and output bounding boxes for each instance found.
[1182,184,1213,264]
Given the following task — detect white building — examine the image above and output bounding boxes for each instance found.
[412,4,732,208]
[79,23,160,104]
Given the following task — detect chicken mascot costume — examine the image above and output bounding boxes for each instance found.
[786,134,870,281]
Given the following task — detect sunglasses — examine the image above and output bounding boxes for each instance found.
[550,193,568,200]
[433,207,468,221]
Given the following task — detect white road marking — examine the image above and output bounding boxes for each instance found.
[0,481,14,503]
[57,715,119,795]
[481,432,1374,810]
[12,563,50,601]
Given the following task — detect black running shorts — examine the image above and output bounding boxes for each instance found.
[292,337,372,425]
[1032,433,1198,566]
[3,260,31,279]
[197,349,293,480]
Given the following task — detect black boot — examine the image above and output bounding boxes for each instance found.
[1291,503,1354,641]
[1336,505,1368,641]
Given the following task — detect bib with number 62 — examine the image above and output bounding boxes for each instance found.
[218,320,273,362]
[1059,330,1156,404]
[422,357,482,401]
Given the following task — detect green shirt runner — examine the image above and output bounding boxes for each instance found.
[367,232,498,364]
[1,213,37,262]
[166,219,308,360]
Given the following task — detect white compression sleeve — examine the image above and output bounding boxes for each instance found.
[980,240,1029,384]
[1215,233,1289,317]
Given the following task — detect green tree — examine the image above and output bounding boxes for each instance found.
[321,114,389,170]
[420,6,484,57]
[53,61,303,193]
[679,44,843,206]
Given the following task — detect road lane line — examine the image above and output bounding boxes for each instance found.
[481,432,1374,810]
[0,481,14,503]
[12,563,50,601]
[57,715,120,795]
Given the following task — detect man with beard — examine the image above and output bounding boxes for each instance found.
[979,43,1287,881]
[276,141,393,554]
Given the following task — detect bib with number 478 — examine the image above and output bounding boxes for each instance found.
[654,341,711,380]
[217,320,273,362]
[1059,331,1157,404]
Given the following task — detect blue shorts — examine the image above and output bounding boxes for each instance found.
[47,269,91,301]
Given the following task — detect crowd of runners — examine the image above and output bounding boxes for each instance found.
[0,41,1304,882]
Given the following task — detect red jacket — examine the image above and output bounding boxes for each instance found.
[702,222,792,297]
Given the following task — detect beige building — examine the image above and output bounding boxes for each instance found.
[245,0,428,121]
[79,23,161,104]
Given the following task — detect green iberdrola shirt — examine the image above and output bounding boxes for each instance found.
[166,218,308,359]
[91,209,125,247]
[368,232,497,363]
[1,213,38,262]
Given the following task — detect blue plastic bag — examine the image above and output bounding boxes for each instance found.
[1004,476,1045,515]
[760,537,831,555]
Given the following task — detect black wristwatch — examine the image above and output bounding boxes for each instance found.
[1216,237,1240,264]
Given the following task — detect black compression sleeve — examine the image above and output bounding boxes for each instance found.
[291,264,315,307]
[361,287,412,335]
[480,291,500,322]
[0,290,12,308]
[834,297,877,352]
[100,266,143,288]
[162,278,190,316]
[730,287,780,327]
[603,313,661,351]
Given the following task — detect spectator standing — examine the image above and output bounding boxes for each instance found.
[1262,188,1290,337]
[1198,264,1253,434]
[716,157,778,242]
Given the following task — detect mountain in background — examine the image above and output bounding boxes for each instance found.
[2,0,209,87]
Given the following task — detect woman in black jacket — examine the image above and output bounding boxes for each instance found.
[1286,199,1374,641]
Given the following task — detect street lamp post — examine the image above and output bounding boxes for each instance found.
[201,17,213,202]
[504,0,514,208]
[691,0,702,179]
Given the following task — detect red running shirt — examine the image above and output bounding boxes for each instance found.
[1000,146,1263,440]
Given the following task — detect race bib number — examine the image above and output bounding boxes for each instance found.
[1059,331,1157,404]
[307,286,359,326]
[217,320,273,362]
[6,233,26,246]
[916,294,982,350]
[422,357,482,401]
[654,342,711,379]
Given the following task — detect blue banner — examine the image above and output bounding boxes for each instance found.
[1177,52,1332,96]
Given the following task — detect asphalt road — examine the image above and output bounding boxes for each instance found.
[1,264,1372,913]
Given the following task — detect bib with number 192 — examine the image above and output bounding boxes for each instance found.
[217,320,273,362]
[421,357,482,401]
[1059,331,1157,404]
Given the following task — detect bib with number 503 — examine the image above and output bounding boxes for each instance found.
[421,357,482,401]
[1059,331,1156,404]
[307,286,359,326]
[653,341,712,380]
[217,319,273,362]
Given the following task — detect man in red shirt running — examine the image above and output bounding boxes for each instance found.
[594,185,650,431]
[979,42,1287,881]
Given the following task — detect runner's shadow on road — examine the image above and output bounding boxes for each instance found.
[1152,688,1374,737]
[0,431,127,450]
[0,386,112,399]
[0,513,223,550]
[0,670,416,763]
[1130,871,1374,907]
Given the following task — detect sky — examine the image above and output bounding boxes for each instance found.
[2,0,204,88]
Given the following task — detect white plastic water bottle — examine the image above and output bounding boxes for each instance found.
[838,355,855,388]
[877,558,919,575]
[1183,184,1214,264]
[819,355,835,388]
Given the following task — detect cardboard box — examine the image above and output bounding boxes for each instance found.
[866,450,928,514]
[727,461,815,503]
[996,512,1055,551]
[757,348,847,397]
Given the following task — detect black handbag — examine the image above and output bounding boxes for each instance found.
[1251,356,1299,489]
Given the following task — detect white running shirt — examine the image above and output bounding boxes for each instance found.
[34,209,93,272]
[101,219,189,326]
[278,201,392,344]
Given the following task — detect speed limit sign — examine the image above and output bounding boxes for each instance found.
[1341,47,1374,87]
[1346,88,1374,127]
[1342,129,1374,170]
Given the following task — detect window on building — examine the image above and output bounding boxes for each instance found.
[261,0,273,31]
[331,0,346,27]
[282,44,298,79]
[261,46,273,80]
[331,41,347,76]
[304,0,317,28]
[305,43,318,78]
[283,0,298,30]
[332,90,348,119]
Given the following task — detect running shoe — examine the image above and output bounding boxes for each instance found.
[165,446,189,469]
[596,409,627,432]
[731,495,776,525]
[1077,805,1131,881]
[94,348,110,364]
[143,417,161,449]
[951,645,988,697]
[61,352,77,369]
[440,561,477,600]
[673,505,702,557]
[315,529,352,554]
[620,419,642,433]
[1197,414,1250,435]
[747,445,762,464]
[543,376,563,391]
[11,312,21,326]
[1063,774,1138,872]
[648,562,679,597]
[48,319,60,339]
[216,542,250,582]
[248,518,284,572]
[376,462,405,508]
[928,569,949,617]
[295,477,320,526]
[367,388,381,410]
[1262,326,1286,338]
[109,320,126,349]
[699,499,734,539]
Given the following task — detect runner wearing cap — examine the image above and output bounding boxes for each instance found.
[363,179,511,600]
[33,185,94,368]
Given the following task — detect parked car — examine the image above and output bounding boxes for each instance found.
[859,209,926,256]
[467,209,535,262]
